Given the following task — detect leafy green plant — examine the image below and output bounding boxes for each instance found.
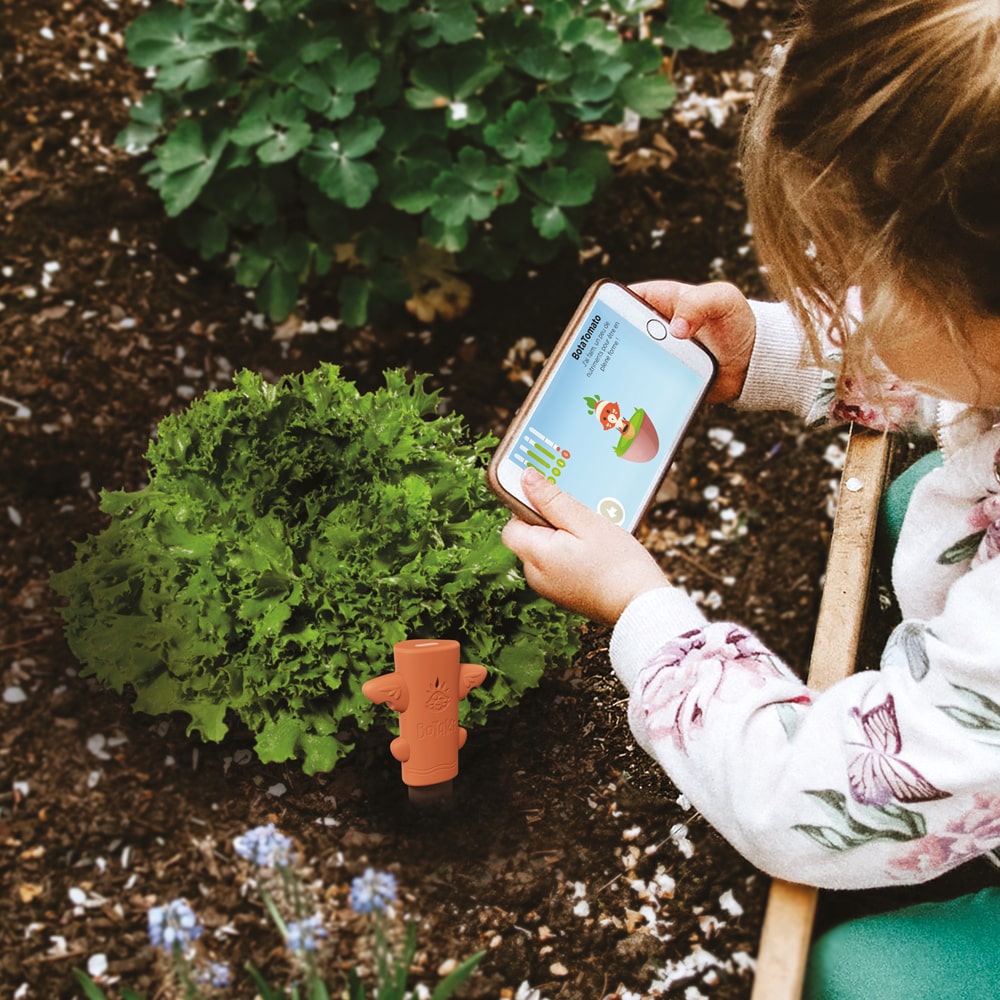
[52,366,581,772]
[116,0,730,324]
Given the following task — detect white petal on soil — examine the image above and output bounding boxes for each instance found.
[86,953,108,978]
[3,686,27,704]
[718,889,744,917]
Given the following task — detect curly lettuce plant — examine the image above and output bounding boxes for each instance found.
[52,366,580,773]
[116,0,731,324]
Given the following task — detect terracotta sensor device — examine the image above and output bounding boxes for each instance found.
[362,639,487,803]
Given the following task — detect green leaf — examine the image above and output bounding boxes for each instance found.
[307,976,332,1000]
[156,55,219,92]
[523,165,596,207]
[254,713,303,764]
[482,99,556,167]
[422,214,471,254]
[495,643,546,690]
[300,731,353,775]
[516,45,574,83]
[258,265,300,320]
[316,50,381,97]
[156,123,229,217]
[126,2,245,91]
[569,70,619,105]
[231,91,313,163]
[73,970,111,1000]
[407,43,503,106]
[235,243,273,287]
[661,0,733,52]
[409,0,479,46]
[157,118,212,173]
[246,964,285,1000]
[339,275,370,327]
[430,951,486,1000]
[530,202,576,240]
[618,72,677,117]
[125,3,192,68]
[198,215,229,258]
[430,147,513,226]
[383,145,452,213]
[116,93,168,154]
[298,35,343,64]
[300,119,384,207]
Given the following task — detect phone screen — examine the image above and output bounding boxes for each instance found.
[492,288,713,530]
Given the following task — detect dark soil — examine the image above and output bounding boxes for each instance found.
[4,2,972,998]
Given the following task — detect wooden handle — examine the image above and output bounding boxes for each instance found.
[751,428,893,1000]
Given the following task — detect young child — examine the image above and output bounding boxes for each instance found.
[502,1,1000,996]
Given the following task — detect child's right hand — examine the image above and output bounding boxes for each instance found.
[630,280,757,405]
[501,468,671,626]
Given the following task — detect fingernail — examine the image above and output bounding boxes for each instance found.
[523,466,543,484]
[669,316,690,338]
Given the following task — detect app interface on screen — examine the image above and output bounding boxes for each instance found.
[502,300,707,526]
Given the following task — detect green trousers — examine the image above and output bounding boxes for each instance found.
[804,888,1000,998]
[805,449,1000,998]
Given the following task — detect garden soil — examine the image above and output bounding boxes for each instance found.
[3,1,993,998]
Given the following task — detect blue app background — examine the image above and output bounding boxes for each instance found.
[502,301,708,520]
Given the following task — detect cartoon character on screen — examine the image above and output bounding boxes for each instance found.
[361,639,487,802]
[584,395,660,463]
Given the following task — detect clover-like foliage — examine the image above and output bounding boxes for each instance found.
[117,0,730,324]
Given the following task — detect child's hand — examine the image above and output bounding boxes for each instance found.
[501,468,671,625]
[630,280,756,404]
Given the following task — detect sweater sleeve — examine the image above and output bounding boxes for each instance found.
[733,298,825,420]
[609,570,1000,890]
[736,297,939,434]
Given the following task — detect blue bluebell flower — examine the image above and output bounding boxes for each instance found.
[232,823,296,869]
[197,961,232,989]
[284,913,327,955]
[147,898,202,952]
[350,868,398,914]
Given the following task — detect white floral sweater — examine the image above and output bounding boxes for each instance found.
[609,299,1000,891]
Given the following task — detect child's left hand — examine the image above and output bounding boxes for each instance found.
[501,468,671,625]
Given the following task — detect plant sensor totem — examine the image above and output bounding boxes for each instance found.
[362,639,487,803]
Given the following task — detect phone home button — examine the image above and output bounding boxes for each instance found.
[646,318,668,340]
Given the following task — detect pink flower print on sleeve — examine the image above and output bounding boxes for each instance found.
[938,490,1000,567]
[890,793,1000,878]
[847,694,950,806]
[829,365,921,432]
[967,492,1000,568]
[637,625,810,754]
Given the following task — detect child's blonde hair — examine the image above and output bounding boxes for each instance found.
[742,0,1000,389]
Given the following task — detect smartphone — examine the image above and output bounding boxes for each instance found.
[487,279,716,533]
